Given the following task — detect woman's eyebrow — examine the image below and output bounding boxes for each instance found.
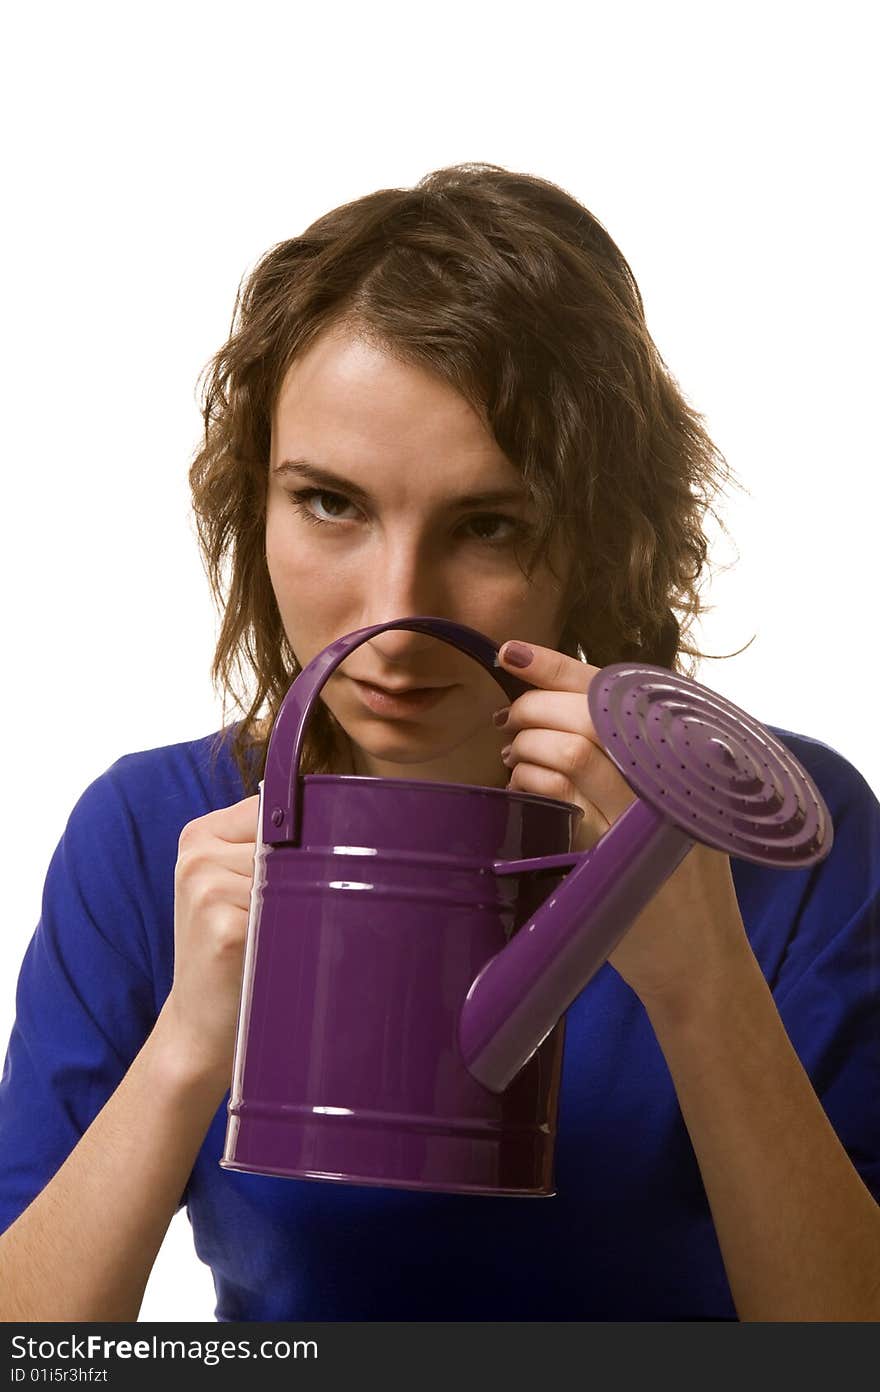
[272,459,529,509]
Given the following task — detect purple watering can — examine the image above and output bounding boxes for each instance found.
[220,617,832,1196]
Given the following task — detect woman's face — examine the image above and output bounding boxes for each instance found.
[266,325,574,787]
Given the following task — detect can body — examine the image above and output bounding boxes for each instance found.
[221,774,577,1195]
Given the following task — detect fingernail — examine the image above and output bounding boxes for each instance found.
[502,642,533,668]
[500,744,512,761]
[492,706,510,727]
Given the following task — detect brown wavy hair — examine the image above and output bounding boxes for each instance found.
[188,161,751,795]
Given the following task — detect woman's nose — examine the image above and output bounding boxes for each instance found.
[359,547,448,650]
[367,625,444,666]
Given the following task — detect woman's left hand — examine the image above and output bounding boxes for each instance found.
[494,639,752,1012]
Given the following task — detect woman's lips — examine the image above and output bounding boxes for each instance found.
[350,678,453,717]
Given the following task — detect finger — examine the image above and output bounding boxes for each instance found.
[206,868,255,913]
[497,690,599,743]
[206,794,261,843]
[505,758,609,843]
[502,727,637,825]
[496,639,598,693]
[214,840,261,879]
[178,835,258,881]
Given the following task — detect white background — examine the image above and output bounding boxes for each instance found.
[0,0,876,1321]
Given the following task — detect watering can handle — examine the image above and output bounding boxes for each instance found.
[261,616,540,846]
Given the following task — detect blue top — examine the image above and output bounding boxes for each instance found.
[1,723,878,1321]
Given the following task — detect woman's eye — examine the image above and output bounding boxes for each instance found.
[287,488,358,525]
[465,514,521,544]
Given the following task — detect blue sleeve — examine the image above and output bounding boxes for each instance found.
[0,767,180,1238]
[772,749,880,1202]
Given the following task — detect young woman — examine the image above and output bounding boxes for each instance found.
[0,163,877,1322]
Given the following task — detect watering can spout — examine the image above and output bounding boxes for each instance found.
[458,800,696,1094]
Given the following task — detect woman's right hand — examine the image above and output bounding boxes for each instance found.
[156,793,261,1097]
